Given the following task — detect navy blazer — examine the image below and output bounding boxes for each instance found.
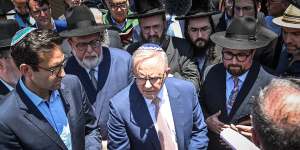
[108,77,209,150]
[0,75,101,150]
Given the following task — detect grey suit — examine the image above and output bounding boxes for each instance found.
[0,75,101,150]
[200,62,275,150]
[93,48,133,140]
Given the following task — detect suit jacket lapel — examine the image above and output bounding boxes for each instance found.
[215,64,229,121]
[129,83,160,150]
[229,63,260,119]
[97,47,111,91]
[165,79,184,150]
[65,56,97,104]
[16,83,67,150]
[0,80,10,95]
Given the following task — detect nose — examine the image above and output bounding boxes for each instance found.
[149,27,156,36]
[85,44,94,53]
[197,30,203,38]
[144,80,152,89]
[284,33,293,44]
[237,9,244,17]
[57,67,66,78]
[40,10,47,17]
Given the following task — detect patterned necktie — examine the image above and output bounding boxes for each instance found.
[228,77,239,114]
[89,69,97,89]
[152,97,177,150]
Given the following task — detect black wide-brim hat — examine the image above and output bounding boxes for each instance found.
[59,5,109,38]
[175,0,219,20]
[0,19,19,49]
[210,16,275,50]
[127,0,165,19]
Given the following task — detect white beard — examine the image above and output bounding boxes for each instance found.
[73,49,103,70]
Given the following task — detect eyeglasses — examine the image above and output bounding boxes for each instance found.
[134,74,165,85]
[31,6,49,16]
[75,39,102,53]
[37,59,67,76]
[109,2,127,10]
[222,51,252,62]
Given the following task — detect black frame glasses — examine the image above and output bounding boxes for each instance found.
[134,73,166,85]
[222,51,252,62]
[75,39,102,53]
[37,59,67,76]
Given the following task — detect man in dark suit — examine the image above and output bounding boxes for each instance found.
[0,28,101,150]
[176,0,221,82]
[200,16,275,150]
[60,6,132,140]
[108,43,208,150]
[126,0,200,90]
[0,19,20,96]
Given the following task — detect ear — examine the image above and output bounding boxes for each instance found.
[0,59,4,71]
[256,2,261,13]
[165,67,171,76]
[19,64,32,77]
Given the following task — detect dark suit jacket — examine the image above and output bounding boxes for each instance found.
[108,78,209,150]
[65,47,112,105]
[200,62,275,150]
[0,75,101,150]
[127,36,200,90]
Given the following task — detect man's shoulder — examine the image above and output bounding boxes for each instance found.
[171,36,191,46]
[165,77,196,92]
[0,91,21,121]
[108,47,132,60]
[110,83,132,108]
[126,42,141,54]
[61,74,82,89]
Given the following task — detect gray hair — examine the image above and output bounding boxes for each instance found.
[252,78,300,150]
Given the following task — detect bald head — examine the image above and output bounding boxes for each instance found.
[252,79,300,150]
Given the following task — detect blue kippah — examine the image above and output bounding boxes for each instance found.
[11,27,37,46]
[137,43,163,51]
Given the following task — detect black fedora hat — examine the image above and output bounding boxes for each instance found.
[0,19,19,49]
[175,0,219,20]
[0,0,14,16]
[210,16,271,50]
[59,5,109,38]
[127,0,165,19]
[288,0,300,9]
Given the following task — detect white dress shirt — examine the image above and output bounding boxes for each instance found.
[144,84,178,149]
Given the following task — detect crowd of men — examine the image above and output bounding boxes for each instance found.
[0,0,299,149]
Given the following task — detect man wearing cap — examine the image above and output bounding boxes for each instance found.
[26,0,67,32]
[273,4,300,77]
[126,0,200,90]
[108,44,208,150]
[0,28,101,150]
[0,19,20,96]
[60,6,132,140]
[176,0,221,81]
[200,16,275,150]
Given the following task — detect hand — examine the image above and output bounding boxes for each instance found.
[230,124,253,140]
[206,110,229,134]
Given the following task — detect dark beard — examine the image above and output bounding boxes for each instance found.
[141,30,166,45]
[227,64,246,76]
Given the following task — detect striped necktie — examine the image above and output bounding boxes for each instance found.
[228,77,239,114]
[89,69,97,89]
[152,97,177,150]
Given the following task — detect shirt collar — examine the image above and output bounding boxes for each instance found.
[144,84,166,105]
[19,77,60,106]
[226,70,249,83]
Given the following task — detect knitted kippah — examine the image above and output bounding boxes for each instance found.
[137,43,163,51]
[11,27,37,46]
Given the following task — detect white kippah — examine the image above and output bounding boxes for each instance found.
[137,43,163,51]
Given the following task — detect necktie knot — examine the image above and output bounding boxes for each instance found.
[89,68,97,89]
